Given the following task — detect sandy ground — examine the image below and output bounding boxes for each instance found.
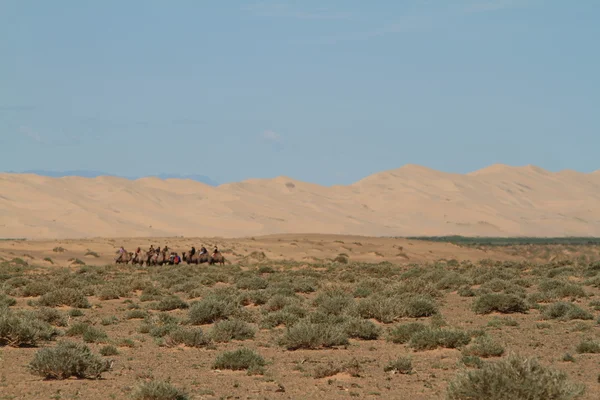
[2,164,600,239]
[1,234,600,399]
[0,233,524,268]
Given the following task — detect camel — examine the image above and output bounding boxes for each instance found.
[131,252,145,266]
[209,252,225,266]
[183,251,212,265]
[115,251,133,264]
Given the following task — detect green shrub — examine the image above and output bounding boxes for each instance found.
[99,345,119,356]
[0,293,16,307]
[383,357,412,374]
[213,348,265,373]
[37,288,91,308]
[210,319,255,342]
[472,293,528,314]
[28,341,111,380]
[462,335,505,358]
[0,308,58,347]
[409,328,471,351]
[132,380,189,400]
[155,296,189,311]
[387,322,428,344]
[166,327,211,348]
[446,353,585,400]
[575,340,600,354]
[280,321,349,350]
[542,302,593,321]
[188,297,237,324]
[344,318,381,340]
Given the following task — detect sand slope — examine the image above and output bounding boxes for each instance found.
[2,164,600,239]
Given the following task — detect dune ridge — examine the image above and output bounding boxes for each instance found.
[2,163,600,239]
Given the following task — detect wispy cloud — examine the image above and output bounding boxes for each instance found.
[243,2,351,20]
[18,125,45,143]
[261,130,282,142]
[464,0,533,13]
[321,15,432,44]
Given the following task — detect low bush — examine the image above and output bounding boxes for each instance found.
[28,341,111,380]
[446,353,585,400]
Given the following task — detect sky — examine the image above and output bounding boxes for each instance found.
[1,0,599,186]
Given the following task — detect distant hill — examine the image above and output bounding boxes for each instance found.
[2,163,600,240]
[8,170,219,186]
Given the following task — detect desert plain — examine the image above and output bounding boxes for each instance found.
[1,167,600,400]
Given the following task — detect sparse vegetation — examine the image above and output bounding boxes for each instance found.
[446,353,586,400]
[1,237,599,398]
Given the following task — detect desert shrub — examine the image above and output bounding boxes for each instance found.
[409,328,471,351]
[472,293,528,314]
[435,272,470,290]
[538,279,586,298]
[461,354,483,368]
[213,348,265,373]
[344,317,381,340]
[575,340,600,354]
[292,277,318,293]
[403,296,438,317]
[0,307,58,346]
[126,310,149,319]
[387,322,428,344]
[313,292,355,316]
[486,316,519,328]
[356,295,402,323]
[132,380,189,400]
[236,276,269,290]
[101,316,119,326]
[446,353,585,400]
[166,327,211,348]
[21,281,55,297]
[588,300,600,311]
[0,293,16,307]
[542,302,593,321]
[458,286,476,297]
[140,286,164,302]
[37,288,90,308]
[100,345,119,356]
[263,294,300,312]
[28,341,111,380]
[383,357,412,374]
[188,296,237,324]
[155,296,189,311]
[97,287,121,300]
[69,309,84,317]
[34,307,68,327]
[210,319,255,342]
[462,335,505,358]
[260,306,306,329]
[65,323,108,343]
[280,320,349,350]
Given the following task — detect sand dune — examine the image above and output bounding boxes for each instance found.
[1,164,600,239]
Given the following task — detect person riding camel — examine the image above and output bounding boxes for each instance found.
[117,246,126,261]
[199,246,207,255]
[212,246,219,257]
[190,246,196,257]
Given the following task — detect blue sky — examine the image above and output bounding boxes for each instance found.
[1,0,599,185]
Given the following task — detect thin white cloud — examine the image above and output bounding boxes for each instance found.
[243,2,351,20]
[464,0,533,13]
[18,126,44,143]
[261,130,282,142]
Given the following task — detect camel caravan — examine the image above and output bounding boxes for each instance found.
[115,245,225,266]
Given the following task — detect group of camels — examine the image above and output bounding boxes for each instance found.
[115,245,225,266]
